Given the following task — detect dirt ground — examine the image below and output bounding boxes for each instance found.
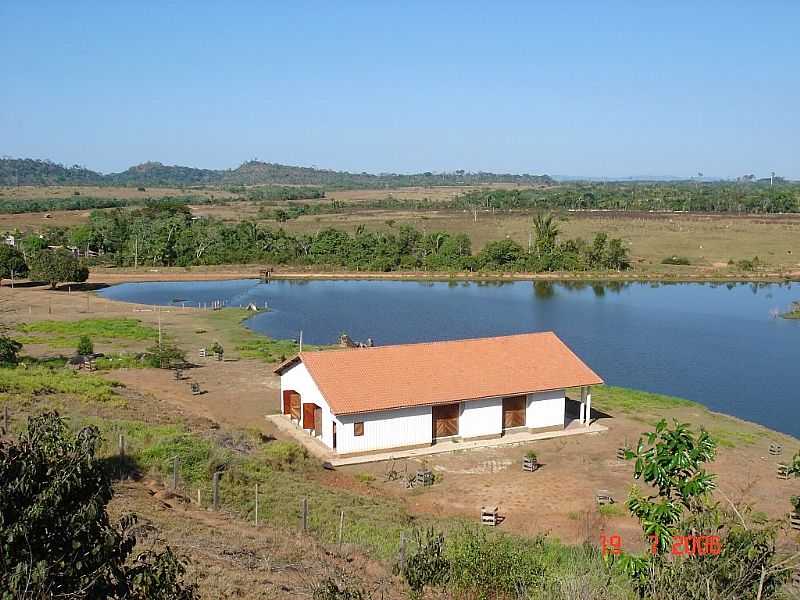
[3,282,799,560]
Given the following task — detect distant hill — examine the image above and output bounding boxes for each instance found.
[0,158,555,188]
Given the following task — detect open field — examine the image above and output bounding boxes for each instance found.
[0,184,237,201]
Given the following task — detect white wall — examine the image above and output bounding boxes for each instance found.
[526,389,565,429]
[280,362,336,448]
[460,397,503,438]
[335,406,432,454]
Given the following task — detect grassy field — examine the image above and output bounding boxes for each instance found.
[17,318,157,347]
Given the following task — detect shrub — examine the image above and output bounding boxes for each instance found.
[736,256,761,271]
[144,343,186,368]
[394,528,449,599]
[661,255,691,265]
[0,412,198,598]
[0,335,22,364]
[77,334,94,355]
[261,440,309,471]
[525,450,538,462]
[791,495,800,513]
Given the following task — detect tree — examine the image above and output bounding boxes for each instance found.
[624,419,717,556]
[532,212,560,257]
[77,334,94,355]
[28,248,89,289]
[210,341,224,361]
[0,244,27,286]
[0,412,198,599]
[0,335,22,364]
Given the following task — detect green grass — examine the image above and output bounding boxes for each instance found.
[589,385,697,415]
[0,365,123,405]
[17,318,157,348]
[707,427,760,448]
[598,503,625,518]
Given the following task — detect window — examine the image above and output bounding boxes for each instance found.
[354,421,364,436]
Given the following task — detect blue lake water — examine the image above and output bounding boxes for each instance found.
[99,278,800,437]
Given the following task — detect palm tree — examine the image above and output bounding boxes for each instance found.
[532,213,560,257]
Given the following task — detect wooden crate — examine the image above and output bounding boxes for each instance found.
[616,447,628,461]
[777,464,790,480]
[596,490,614,505]
[790,512,800,532]
[415,470,434,487]
[768,443,782,456]
[792,569,800,588]
[522,456,539,472]
[481,505,498,526]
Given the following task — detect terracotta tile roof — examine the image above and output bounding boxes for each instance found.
[275,332,603,415]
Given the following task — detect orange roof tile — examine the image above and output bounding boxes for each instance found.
[275,332,603,415]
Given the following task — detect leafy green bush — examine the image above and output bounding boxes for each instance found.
[0,335,22,365]
[394,528,450,599]
[736,256,761,271]
[77,334,94,355]
[660,255,691,265]
[144,343,186,368]
[790,495,800,513]
[261,440,309,471]
[0,412,198,599]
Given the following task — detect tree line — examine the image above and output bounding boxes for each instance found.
[2,205,630,277]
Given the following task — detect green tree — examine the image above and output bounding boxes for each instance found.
[0,412,198,599]
[532,212,560,257]
[77,334,94,355]
[0,335,22,364]
[28,248,89,289]
[0,244,27,286]
[394,528,450,599]
[210,341,224,361]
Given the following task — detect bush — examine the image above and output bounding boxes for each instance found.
[736,256,761,271]
[77,334,94,355]
[791,495,800,513]
[661,255,691,265]
[0,335,22,364]
[394,528,450,599]
[0,412,198,598]
[144,343,186,368]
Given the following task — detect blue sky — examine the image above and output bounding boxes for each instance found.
[1,1,798,178]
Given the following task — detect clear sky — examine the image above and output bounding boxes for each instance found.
[1,1,798,178]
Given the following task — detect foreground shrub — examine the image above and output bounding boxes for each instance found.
[394,528,450,599]
[77,334,94,355]
[0,335,22,364]
[0,412,198,599]
[661,255,691,265]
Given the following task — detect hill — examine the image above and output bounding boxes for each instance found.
[0,157,555,188]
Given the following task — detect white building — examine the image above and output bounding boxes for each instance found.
[275,332,603,456]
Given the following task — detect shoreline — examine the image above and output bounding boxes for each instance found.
[88,266,800,285]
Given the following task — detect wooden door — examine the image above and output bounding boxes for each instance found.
[282,390,296,415]
[332,422,337,450]
[502,395,526,429]
[290,392,301,420]
[302,403,316,429]
[432,403,460,439]
[314,406,322,436]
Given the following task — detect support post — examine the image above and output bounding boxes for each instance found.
[580,386,587,424]
[254,483,259,526]
[212,472,220,511]
[338,510,344,547]
[399,532,407,570]
[172,456,179,490]
[586,388,592,426]
[118,433,125,457]
[3,405,8,435]
[301,497,308,531]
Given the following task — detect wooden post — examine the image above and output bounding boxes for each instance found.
[197,489,201,506]
[254,483,259,526]
[338,510,344,547]
[3,405,8,435]
[172,456,179,490]
[212,472,220,511]
[399,532,407,569]
[118,433,125,457]
[301,497,308,531]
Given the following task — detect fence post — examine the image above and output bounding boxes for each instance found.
[301,497,308,531]
[3,405,8,435]
[338,510,344,547]
[399,532,407,570]
[118,433,125,457]
[171,456,179,490]
[254,483,259,526]
[197,489,201,506]
[212,472,220,511]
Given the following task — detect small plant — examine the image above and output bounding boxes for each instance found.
[144,343,186,369]
[790,495,800,513]
[356,473,376,484]
[525,450,538,463]
[76,335,94,356]
[661,255,690,265]
[736,256,761,271]
[394,528,449,599]
[0,335,22,364]
[313,575,370,600]
[210,341,224,361]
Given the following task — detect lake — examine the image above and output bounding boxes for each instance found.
[99,278,800,437]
